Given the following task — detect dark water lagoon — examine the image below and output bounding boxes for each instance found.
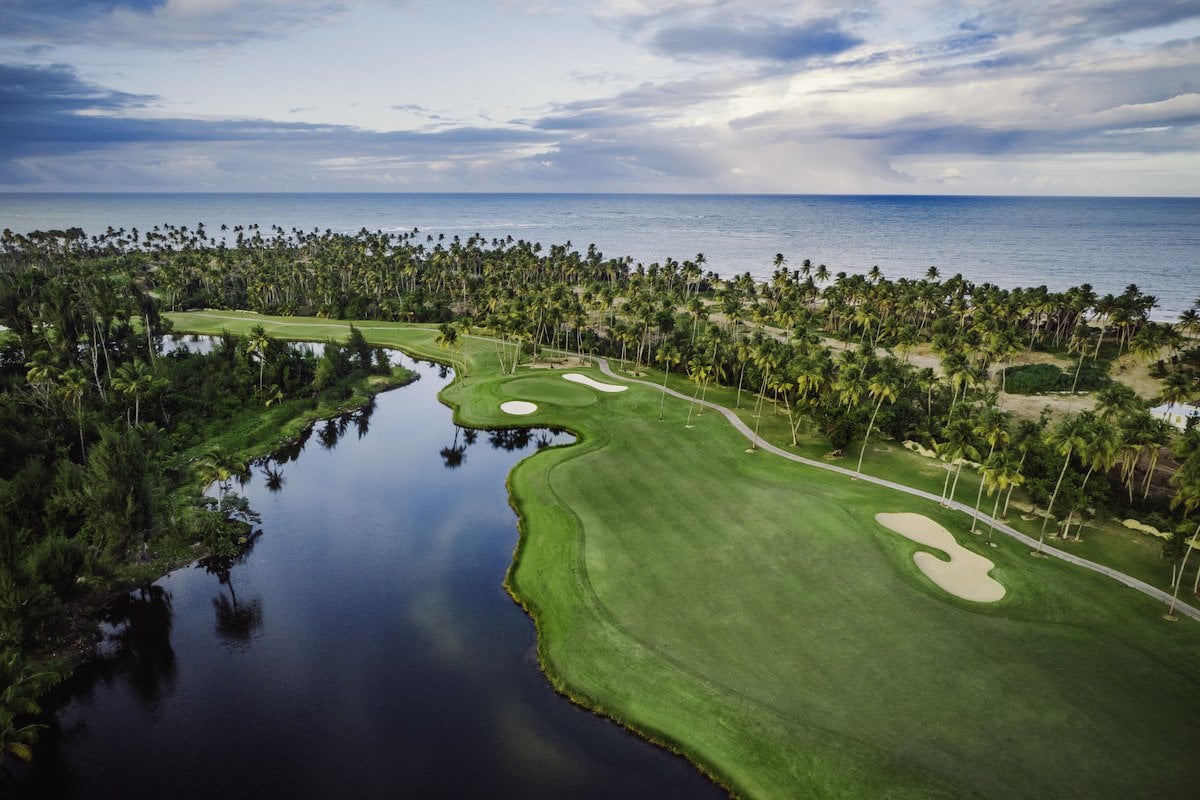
[16,352,722,799]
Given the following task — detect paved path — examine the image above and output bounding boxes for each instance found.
[593,358,1200,622]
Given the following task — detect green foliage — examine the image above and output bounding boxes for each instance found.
[1003,362,1110,394]
[312,356,335,391]
[0,649,59,763]
[22,535,86,597]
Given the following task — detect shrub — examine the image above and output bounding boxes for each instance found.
[1003,362,1110,394]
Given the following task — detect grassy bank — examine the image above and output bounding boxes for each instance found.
[170,310,1200,799]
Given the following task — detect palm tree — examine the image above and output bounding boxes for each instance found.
[684,353,711,429]
[1038,413,1091,553]
[854,368,899,476]
[980,451,1024,544]
[111,359,158,425]
[1069,416,1120,540]
[969,407,1010,532]
[655,341,681,420]
[941,415,980,507]
[57,366,89,457]
[195,448,245,513]
[0,650,57,764]
[246,324,270,390]
[435,322,463,374]
[1165,471,1200,619]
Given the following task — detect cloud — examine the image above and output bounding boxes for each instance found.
[3,1,1199,194]
[1,0,356,49]
[651,16,864,61]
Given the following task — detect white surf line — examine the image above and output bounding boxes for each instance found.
[562,373,627,393]
[592,356,1200,623]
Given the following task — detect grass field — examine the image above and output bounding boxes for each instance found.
[168,311,1200,799]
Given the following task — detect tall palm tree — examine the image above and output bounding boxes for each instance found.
[1069,416,1120,540]
[969,407,1010,531]
[854,368,899,476]
[57,366,89,457]
[655,341,681,420]
[246,324,270,390]
[980,450,1024,543]
[195,448,246,513]
[1038,413,1091,552]
[684,353,711,429]
[1165,470,1200,619]
[942,415,980,507]
[111,359,158,426]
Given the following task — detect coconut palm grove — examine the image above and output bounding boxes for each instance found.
[2,225,1199,797]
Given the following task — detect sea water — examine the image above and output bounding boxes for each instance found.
[1,193,1195,319]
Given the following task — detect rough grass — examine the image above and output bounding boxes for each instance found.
[169,311,1200,799]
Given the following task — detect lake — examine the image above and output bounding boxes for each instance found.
[16,350,723,799]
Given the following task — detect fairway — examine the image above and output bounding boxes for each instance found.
[170,313,1200,799]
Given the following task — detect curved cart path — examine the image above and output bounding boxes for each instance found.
[593,357,1200,623]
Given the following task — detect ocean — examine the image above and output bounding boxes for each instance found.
[1,193,1196,319]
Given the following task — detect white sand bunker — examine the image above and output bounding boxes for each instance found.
[875,513,1006,603]
[562,373,627,393]
[500,401,538,415]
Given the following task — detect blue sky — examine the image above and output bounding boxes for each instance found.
[1,0,1198,194]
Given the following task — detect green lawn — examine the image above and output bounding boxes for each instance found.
[169,311,1200,799]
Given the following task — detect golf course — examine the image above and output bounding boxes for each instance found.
[165,311,1200,800]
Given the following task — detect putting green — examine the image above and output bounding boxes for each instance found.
[168,312,1200,800]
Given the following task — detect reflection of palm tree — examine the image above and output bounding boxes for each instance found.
[318,419,340,449]
[203,552,265,645]
[440,426,467,468]
[261,461,285,492]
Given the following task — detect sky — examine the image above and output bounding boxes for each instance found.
[1,0,1198,195]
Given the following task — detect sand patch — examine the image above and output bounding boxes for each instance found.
[1120,518,1169,539]
[500,401,538,415]
[875,513,1006,603]
[562,373,627,393]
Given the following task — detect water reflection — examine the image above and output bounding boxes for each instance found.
[260,461,285,492]
[93,585,177,706]
[440,426,467,469]
[200,538,264,649]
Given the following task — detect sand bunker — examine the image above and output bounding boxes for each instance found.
[500,401,538,415]
[875,513,1006,603]
[562,373,627,393]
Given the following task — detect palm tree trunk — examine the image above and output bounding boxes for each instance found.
[1038,449,1073,552]
[949,463,964,506]
[685,381,702,427]
[940,466,952,506]
[657,365,671,420]
[854,395,884,476]
[1166,525,1199,617]
[985,491,1002,543]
